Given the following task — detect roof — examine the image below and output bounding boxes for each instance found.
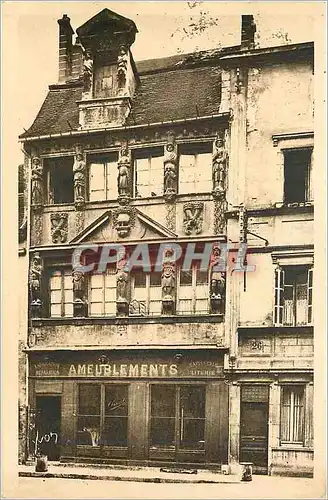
[19,41,314,140]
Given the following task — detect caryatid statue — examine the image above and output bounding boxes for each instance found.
[31,157,43,208]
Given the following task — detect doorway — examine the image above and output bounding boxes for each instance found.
[149,384,206,463]
[36,396,61,461]
[240,385,269,474]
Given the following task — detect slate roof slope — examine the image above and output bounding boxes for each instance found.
[19,50,224,139]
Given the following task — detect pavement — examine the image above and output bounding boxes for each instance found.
[18,462,241,484]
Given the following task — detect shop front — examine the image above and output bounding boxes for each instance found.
[28,350,228,467]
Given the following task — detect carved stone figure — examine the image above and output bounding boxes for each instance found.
[72,269,87,317]
[161,248,176,314]
[29,252,42,317]
[183,202,204,235]
[73,152,86,206]
[50,213,68,243]
[117,147,131,200]
[212,132,227,199]
[83,50,93,92]
[113,206,135,238]
[31,157,43,208]
[209,244,226,313]
[164,137,178,200]
[117,45,128,89]
[214,199,227,235]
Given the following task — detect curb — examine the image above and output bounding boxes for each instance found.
[19,471,241,485]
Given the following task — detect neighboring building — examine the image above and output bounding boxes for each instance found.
[18,9,314,476]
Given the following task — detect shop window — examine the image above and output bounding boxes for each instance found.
[274,266,313,326]
[178,143,212,194]
[130,271,162,316]
[177,266,209,315]
[77,384,128,448]
[89,267,116,317]
[77,384,101,447]
[280,386,305,444]
[49,269,73,318]
[44,157,74,204]
[283,148,312,204]
[134,147,164,198]
[88,153,118,201]
[150,385,205,451]
[104,385,128,446]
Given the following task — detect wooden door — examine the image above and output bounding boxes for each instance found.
[36,396,61,460]
[240,385,269,474]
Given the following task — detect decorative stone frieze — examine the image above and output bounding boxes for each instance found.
[183,201,204,235]
[50,213,68,243]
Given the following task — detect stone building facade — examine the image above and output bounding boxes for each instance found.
[18,9,314,476]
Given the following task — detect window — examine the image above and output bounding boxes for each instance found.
[89,267,116,317]
[179,143,212,194]
[274,266,313,326]
[77,384,128,448]
[89,153,118,201]
[177,266,209,315]
[44,157,74,204]
[150,385,205,451]
[134,148,164,198]
[284,148,312,204]
[94,65,116,98]
[49,269,73,317]
[130,271,162,316]
[280,386,305,444]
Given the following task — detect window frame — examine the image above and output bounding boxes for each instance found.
[44,156,75,205]
[130,271,162,316]
[280,385,305,446]
[77,383,129,449]
[177,265,209,316]
[48,267,74,318]
[88,152,119,202]
[88,267,117,318]
[178,142,213,195]
[283,147,312,205]
[133,147,164,199]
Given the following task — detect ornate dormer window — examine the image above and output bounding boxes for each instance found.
[75,9,139,129]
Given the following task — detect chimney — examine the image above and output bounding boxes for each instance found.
[57,14,74,83]
[241,15,256,49]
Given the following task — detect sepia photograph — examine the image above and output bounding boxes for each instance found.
[1,1,327,498]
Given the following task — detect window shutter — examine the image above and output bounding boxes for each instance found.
[307,267,313,324]
[274,266,285,326]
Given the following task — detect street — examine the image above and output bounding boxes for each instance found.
[3,476,325,499]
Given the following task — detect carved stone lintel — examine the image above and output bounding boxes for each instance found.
[50,213,68,243]
[29,252,43,318]
[117,143,132,203]
[183,202,204,235]
[31,157,43,209]
[161,248,176,315]
[73,147,86,208]
[113,206,135,238]
[164,132,178,201]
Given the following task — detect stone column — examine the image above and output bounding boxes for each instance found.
[212,130,228,235]
[268,381,281,475]
[229,382,240,466]
[116,255,130,316]
[209,244,226,314]
[72,269,87,317]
